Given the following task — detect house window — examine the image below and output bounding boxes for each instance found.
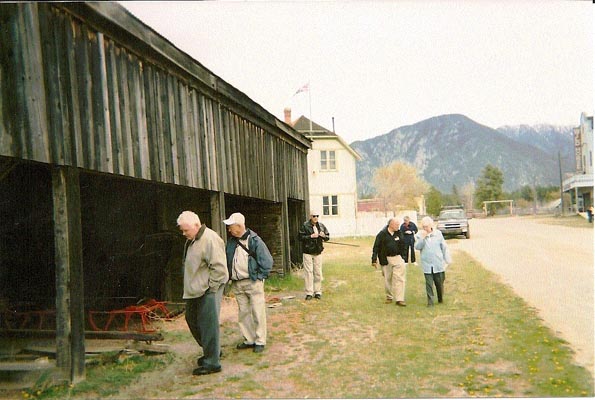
[323,195,338,216]
[320,150,336,171]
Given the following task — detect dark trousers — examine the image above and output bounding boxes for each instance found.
[403,242,416,263]
[424,270,445,305]
[185,284,224,369]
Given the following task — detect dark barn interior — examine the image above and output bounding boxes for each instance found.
[0,158,301,330]
[1,160,55,315]
[0,159,210,325]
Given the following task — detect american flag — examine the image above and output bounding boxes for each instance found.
[293,82,310,96]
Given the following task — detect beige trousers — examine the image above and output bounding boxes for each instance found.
[302,253,323,296]
[232,279,267,346]
[382,255,406,302]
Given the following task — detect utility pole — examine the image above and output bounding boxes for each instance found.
[558,151,564,215]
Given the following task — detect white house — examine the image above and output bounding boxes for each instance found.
[284,109,361,237]
[563,112,593,212]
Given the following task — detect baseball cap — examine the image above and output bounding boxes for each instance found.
[223,212,245,226]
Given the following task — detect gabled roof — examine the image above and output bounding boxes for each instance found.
[292,115,362,160]
[293,116,334,136]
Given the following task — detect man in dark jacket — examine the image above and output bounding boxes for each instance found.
[371,217,408,306]
[224,212,273,353]
[400,216,418,265]
[298,211,330,300]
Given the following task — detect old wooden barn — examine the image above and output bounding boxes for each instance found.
[0,2,310,383]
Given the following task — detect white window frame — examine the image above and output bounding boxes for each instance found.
[323,195,339,216]
[320,150,337,171]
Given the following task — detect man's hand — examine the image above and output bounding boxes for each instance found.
[319,232,326,238]
[371,262,378,269]
[310,232,319,238]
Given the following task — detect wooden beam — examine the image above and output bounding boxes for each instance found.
[0,330,164,342]
[52,166,85,383]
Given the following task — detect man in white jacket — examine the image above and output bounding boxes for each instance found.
[415,216,451,307]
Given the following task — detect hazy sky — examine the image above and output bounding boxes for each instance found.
[121,1,593,144]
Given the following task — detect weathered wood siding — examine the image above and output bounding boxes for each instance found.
[0,3,309,201]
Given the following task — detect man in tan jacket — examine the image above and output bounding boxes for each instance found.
[177,211,228,375]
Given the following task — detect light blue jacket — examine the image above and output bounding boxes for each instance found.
[414,229,451,274]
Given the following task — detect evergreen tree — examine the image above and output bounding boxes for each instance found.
[475,164,504,215]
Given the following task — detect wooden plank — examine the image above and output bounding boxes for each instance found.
[20,3,50,162]
[210,101,221,191]
[52,166,85,383]
[198,94,210,189]
[155,69,171,183]
[76,24,95,169]
[127,57,143,178]
[174,80,188,185]
[117,50,135,176]
[220,109,231,193]
[185,88,198,188]
[94,32,113,173]
[230,111,240,194]
[207,99,219,191]
[54,9,74,166]
[135,59,150,180]
[167,74,179,184]
[0,330,164,342]
[105,39,124,174]
[236,118,244,195]
[64,17,85,167]
[38,4,64,164]
[142,64,159,180]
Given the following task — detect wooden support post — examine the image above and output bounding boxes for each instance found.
[52,166,85,383]
[280,168,291,275]
[210,191,226,239]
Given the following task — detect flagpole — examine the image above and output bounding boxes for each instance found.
[308,83,312,133]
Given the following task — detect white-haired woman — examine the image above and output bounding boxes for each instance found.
[414,216,451,306]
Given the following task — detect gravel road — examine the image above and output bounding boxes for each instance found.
[449,216,594,376]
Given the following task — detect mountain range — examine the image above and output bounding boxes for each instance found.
[350,114,575,196]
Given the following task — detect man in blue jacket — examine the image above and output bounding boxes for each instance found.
[224,212,273,353]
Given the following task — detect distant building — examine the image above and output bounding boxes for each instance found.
[563,112,593,212]
[285,109,361,236]
[357,198,387,213]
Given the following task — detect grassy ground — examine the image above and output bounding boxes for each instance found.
[13,236,594,399]
[531,214,593,228]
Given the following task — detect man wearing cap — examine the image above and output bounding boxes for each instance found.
[223,212,273,353]
[298,211,330,300]
[177,211,228,375]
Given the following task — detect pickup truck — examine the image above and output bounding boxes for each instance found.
[437,207,470,239]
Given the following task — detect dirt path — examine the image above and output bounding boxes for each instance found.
[449,216,594,376]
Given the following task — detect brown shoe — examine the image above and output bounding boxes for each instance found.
[384,299,393,304]
[396,301,407,307]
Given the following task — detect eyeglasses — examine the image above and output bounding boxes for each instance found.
[311,215,319,218]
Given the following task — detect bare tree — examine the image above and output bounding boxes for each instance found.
[372,161,429,210]
[461,181,475,211]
